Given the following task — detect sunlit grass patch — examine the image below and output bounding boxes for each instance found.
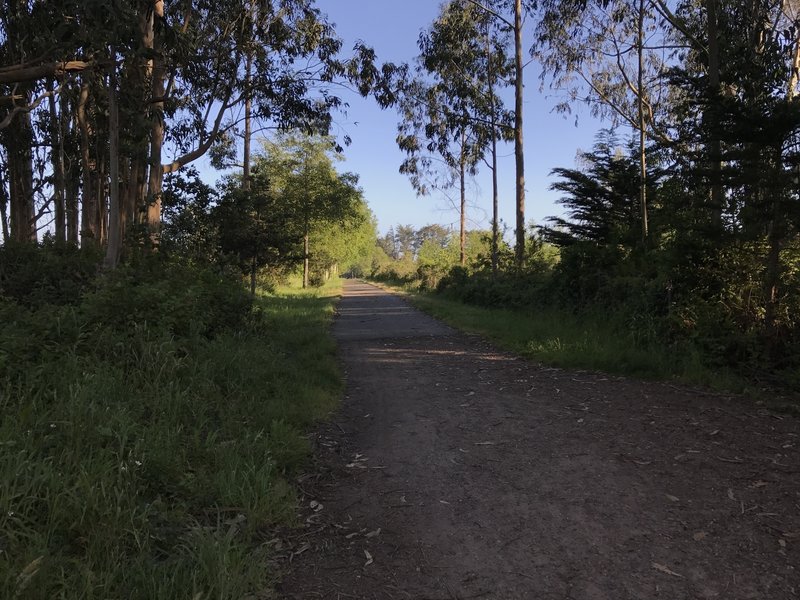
[407,291,742,390]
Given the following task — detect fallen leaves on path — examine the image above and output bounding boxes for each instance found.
[652,562,684,578]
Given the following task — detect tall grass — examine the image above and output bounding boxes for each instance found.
[407,291,742,390]
[0,253,342,599]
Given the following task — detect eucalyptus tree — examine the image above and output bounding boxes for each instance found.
[454,0,531,266]
[396,74,483,266]
[0,0,396,270]
[538,0,800,345]
[535,0,673,244]
[397,0,513,268]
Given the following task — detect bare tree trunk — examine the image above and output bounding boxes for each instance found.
[789,34,800,99]
[763,164,783,354]
[244,50,256,295]
[63,93,79,244]
[303,232,310,289]
[104,62,122,269]
[66,167,79,243]
[77,81,97,246]
[7,111,36,243]
[513,0,526,267]
[460,131,467,267]
[127,157,142,227]
[97,153,108,246]
[705,0,723,229]
[4,2,36,244]
[244,57,252,189]
[637,0,649,243]
[146,0,166,245]
[0,166,9,243]
[48,88,67,243]
[486,24,500,276]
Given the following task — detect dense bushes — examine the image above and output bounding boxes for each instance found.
[0,240,103,307]
[0,246,341,598]
[429,237,800,388]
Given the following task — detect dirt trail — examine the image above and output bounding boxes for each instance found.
[277,280,799,599]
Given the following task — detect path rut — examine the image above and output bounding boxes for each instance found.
[277,280,799,599]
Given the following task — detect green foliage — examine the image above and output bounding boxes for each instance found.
[370,223,508,290]
[161,168,220,264]
[541,130,646,249]
[84,258,252,338]
[309,194,378,279]
[160,134,377,291]
[427,126,800,390]
[0,241,103,307]
[409,292,719,383]
[0,252,342,599]
[396,0,513,195]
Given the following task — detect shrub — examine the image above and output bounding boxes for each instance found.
[0,253,340,599]
[0,241,103,307]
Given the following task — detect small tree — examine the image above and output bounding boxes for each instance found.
[257,133,366,288]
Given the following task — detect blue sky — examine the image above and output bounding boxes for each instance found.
[314,0,611,237]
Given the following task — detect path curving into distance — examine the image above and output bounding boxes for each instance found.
[277,280,798,599]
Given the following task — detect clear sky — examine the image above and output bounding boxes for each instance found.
[314,0,611,237]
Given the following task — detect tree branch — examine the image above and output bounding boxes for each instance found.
[651,0,707,55]
[463,0,514,29]
[0,60,106,85]
[0,80,69,129]
[161,90,233,174]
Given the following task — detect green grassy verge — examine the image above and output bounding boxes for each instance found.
[398,288,744,391]
[0,262,342,599]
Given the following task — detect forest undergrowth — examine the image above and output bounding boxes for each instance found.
[0,243,342,599]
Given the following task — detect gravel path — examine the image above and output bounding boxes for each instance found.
[277,280,799,599]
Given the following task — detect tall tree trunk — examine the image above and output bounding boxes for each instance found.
[97,153,108,246]
[243,55,252,189]
[77,81,97,246]
[64,92,79,244]
[104,62,122,269]
[66,166,79,243]
[0,165,9,243]
[48,88,67,243]
[127,157,144,228]
[244,50,256,295]
[303,231,310,289]
[637,0,649,243]
[789,33,800,99]
[486,24,499,276]
[705,0,723,229]
[4,1,36,243]
[146,0,166,245]
[459,131,467,267]
[763,159,783,354]
[513,0,526,267]
[7,111,36,243]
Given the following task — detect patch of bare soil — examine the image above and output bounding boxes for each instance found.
[276,281,799,599]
